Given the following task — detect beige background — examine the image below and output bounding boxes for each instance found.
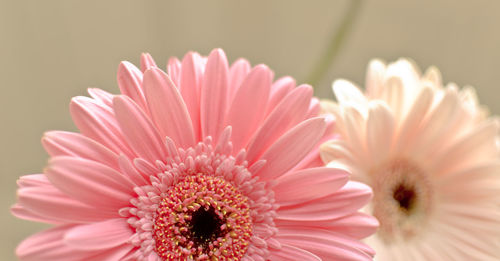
[1,0,499,260]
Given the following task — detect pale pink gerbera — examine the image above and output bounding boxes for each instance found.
[12,49,377,261]
[320,59,500,260]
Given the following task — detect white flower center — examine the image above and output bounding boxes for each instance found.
[371,159,433,242]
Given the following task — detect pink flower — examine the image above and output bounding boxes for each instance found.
[321,59,500,260]
[12,49,377,260]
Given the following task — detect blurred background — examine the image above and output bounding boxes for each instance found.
[1,0,499,259]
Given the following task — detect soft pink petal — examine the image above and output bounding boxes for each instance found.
[305,97,321,119]
[276,212,379,239]
[70,96,135,158]
[180,52,203,141]
[273,167,349,206]
[11,204,61,224]
[255,117,328,181]
[45,156,134,210]
[276,227,374,261]
[322,213,379,239]
[266,76,295,116]
[113,95,168,163]
[200,48,229,142]
[65,218,133,250]
[366,101,394,163]
[291,124,336,171]
[228,58,251,101]
[87,88,114,107]
[42,131,119,170]
[276,181,372,221]
[16,174,49,188]
[118,154,149,187]
[16,225,97,261]
[333,79,367,107]
[143,68,195,148]
[17,184,117,223]
[431,119,499,175]
[117,61,148,113]
[393,85,433,152]
[342,105,369,163]
[437,163,500,203]
[88,244,135,261]
[140,53,158,72]
[270,244,320,261]
[365,59,386,98]
[167,57,182,87]
[225,64,271,151]
[380,75,404,118]
[246,85,313,163]
[412,88,461,155]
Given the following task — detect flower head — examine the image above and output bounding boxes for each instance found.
[321,58,500,260]
[13,49,377,260]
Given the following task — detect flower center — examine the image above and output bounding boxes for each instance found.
[189,207,224,247]
[371,159,433,242]
[392,183,417,214]
[153,173,252,260]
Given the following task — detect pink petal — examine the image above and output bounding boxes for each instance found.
[432,119,499,175]
[276,227,374,260]
[113,95,168,163]
[225,64,271,151]
[143,68,195,148]
[118,154,149,187]
[366,101,394,163]
[70,96,135,158]
[11,204,60,224]
[292,124,336,171]
[65,218,133,250]
[380,75,404,117]
[228,58,251,101]
[87,244,135,261]
[321,213,379,239]
[16,174,48,188]
[17,184,117,223]
[270,244,320,261]
[167,57,182,87]
[342,105,368,162]
[246,85,313,163]
[255,117,328,181]
[42,131,119,170]
[273,167,349,206]
[305,97,321,119]
[45,156,134,210]
[413,88,461,154]
[16,225,97,261]
[365,59,386,98]
[180,52,203,141]
[394,86,433,152]
[333,79,367,107]
[437,163,500,203]
[140,53,158,72]
[266,76,295,116]
[87,88,114,107]
[117,61,148,113]
[276,181,372,221]
[276,212,379,239]
[200,48,229,142]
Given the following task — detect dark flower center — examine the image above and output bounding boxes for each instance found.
[153,174,252,260]
[188,207,225,247]
[392,183,416,214]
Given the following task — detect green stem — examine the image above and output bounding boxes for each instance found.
[305,0,364,88]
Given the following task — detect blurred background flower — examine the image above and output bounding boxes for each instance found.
[1,0,499,260]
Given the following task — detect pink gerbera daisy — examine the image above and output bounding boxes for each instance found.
[320,59,500,260]
[12,49,377,261]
